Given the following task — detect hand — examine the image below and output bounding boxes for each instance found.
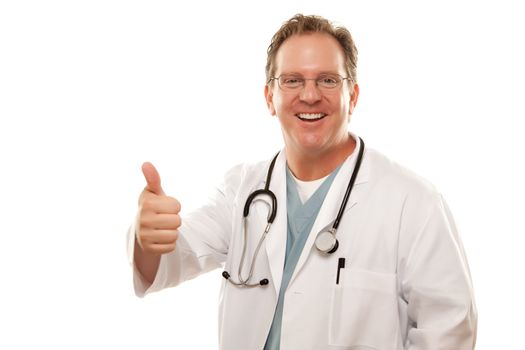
[137,162,181,255]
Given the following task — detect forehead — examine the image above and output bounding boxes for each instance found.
[275,32,346,75]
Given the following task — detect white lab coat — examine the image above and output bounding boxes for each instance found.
[129,145,477,350]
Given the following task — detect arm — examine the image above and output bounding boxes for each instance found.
[133,239,160,285]
[128,162,242,296]
[128,162,179,289]
[399,193,477,349]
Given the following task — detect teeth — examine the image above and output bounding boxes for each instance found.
[297,113,325,120]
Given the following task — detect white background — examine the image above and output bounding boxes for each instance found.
[1,0,524,348]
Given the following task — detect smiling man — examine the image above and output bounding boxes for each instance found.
[265,29,359,181]
[130,14,477,350]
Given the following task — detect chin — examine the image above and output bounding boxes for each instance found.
[295,137,329,153]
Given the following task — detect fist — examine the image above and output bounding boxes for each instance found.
[137,162,181,255]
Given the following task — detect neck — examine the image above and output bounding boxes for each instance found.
[286,135,356,181]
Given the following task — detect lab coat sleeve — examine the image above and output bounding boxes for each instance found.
[399,192,477,349]
[128,164,244,297]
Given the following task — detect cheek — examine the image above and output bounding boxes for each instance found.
[323,95,345,116]
[338,95,352,116]
[271,94,288,117]
[272,93,284,108]
[267,89,284,115]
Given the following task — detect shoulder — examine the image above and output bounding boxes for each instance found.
[221,155,276,190]
[364,148,442,202]
[364,148,453,239]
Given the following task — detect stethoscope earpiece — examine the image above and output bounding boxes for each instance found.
[222,271,270,286]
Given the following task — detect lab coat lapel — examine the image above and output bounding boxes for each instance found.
[252,151,287,297]
[289,149,371,285]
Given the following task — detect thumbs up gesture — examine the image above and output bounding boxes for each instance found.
[137,162,181,255]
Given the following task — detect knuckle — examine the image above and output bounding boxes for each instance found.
[173,215,182,228]
[168,230,179,243]
[161,215,180,230]
[139,235,178,255]
[163,242,177,253]
[139,210,180,231]
[152,244,175,255]
[137,228,151,242]
[139,214,153,228]
[167,196,181,212]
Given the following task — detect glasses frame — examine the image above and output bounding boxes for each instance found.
[267,73,352,92]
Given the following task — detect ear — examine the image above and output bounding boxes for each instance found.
[349,83,360,115]
[264,84,276,116]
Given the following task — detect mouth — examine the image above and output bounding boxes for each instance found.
[295,113,327,122]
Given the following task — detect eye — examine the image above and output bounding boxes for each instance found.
[318,75,340,88]
[280,75,304,88]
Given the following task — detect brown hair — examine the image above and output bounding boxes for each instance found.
[266,14,358,84]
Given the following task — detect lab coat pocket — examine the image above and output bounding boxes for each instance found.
[329,269,400,349]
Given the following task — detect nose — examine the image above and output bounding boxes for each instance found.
[299,80,322,104]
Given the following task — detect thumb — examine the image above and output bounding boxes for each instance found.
[142,162,165,195]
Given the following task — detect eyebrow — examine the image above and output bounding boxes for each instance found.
[278,71,342,76]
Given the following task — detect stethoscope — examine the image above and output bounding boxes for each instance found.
[222,137,365,287]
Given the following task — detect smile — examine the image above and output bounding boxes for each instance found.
[296,113,327,121]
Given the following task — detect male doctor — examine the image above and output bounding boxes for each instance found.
[129,14,477,350]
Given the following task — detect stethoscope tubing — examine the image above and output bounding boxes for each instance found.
[223,137,365,287]
[332,137,365,230]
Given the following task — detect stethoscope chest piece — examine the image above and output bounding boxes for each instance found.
[315,229,339,254]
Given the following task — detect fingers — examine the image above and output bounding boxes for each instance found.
[142,162,164,196]
[144,243,177,255]
[137,228,179,255]
[137,161,181,256]
[140,229,179,245]
[140,193,181,214]
[141,213,181,230]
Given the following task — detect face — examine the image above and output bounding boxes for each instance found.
[265,33,359,156]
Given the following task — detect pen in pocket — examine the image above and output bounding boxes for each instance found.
[336,258,345,285]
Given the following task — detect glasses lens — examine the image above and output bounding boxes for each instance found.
[317,74,341,89]
[279,75,303,90]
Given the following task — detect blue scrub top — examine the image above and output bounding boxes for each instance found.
[264,164,342,350]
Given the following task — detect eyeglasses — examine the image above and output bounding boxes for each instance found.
[267,74,351,92]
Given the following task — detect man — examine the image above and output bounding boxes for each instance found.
[129,14,477,349]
